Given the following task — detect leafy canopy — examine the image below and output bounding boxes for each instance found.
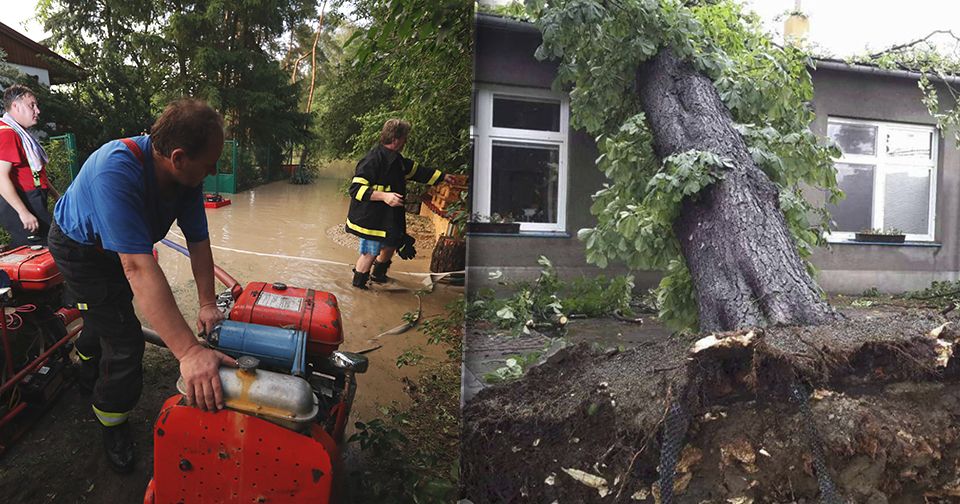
[320,0,472,174]
[532,0,841,330]
[37,0,314,161]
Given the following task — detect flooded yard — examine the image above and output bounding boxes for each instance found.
[161,178,460,422]
[0,176,461,503]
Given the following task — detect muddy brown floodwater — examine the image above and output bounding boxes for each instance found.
[161,178,460,423]
[0,176,461,503]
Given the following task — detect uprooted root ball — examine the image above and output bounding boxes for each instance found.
[461,308,960,503]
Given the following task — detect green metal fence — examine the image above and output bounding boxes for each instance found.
[204,139,238,194]
[47,133,80,181]
[40,135,288,194]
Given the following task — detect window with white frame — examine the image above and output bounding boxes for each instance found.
[472,85,568,232]
[826,117,938,241]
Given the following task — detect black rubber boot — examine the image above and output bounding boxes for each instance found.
[102,421,135,474]
[352,268,370,289]
[370,259,392,283]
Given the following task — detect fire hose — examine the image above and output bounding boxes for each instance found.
[159,239,243,299]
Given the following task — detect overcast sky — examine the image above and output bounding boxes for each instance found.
[745,0,960,56]
[2,0,959,57]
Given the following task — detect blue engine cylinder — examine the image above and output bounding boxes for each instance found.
[211,320,308,376]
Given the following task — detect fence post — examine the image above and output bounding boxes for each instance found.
[64,133,79,179]
[47,133,80,181]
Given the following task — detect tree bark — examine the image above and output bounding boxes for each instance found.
[305,0,328,113]
[636,49,837,332]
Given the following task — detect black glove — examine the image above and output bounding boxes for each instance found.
[397,234,417,260]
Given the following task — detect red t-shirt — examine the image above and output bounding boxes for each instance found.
[0,119,51,191]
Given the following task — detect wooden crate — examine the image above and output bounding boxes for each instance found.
[445,174,468,186]
[435,184,467,200]
[430,194,453,212]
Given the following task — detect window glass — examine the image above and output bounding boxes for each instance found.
[827,122,877,156]
[828,163,874,232]
[883,169,930,234]
[493,97,561,132]
[490,142,560,223]
[885,128,932,160]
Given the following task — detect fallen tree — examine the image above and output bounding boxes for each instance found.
[531,0,847,333]
[464,1,960,502]
[636,47,836,332]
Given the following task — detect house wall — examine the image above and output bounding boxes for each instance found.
[470,15,618,288]
[7,63,50,86]
[471,14,960,294]
[808,68,960,293]
[0,22,78,85]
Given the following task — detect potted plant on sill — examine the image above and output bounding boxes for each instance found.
[854,228,906,243]
[467,213,520,234]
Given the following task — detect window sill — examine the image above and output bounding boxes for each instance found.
[467,231,571,238]
[827,239,941,248]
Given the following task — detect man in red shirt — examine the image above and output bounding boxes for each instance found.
[0,84,60,246]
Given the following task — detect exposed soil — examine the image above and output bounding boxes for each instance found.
[462,306,960,503]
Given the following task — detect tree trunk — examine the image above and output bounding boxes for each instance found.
[636,49,837,332]
[430,236,466,273]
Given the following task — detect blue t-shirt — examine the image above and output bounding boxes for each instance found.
[54,136,208,254]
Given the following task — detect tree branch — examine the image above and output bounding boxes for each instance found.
[869,30,960,59]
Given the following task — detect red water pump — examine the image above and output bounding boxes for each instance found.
[0,245,82,455]
[144,280,364,504]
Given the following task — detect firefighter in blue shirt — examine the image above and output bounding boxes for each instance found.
[49,98,236,473]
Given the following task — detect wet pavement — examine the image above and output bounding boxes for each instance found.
[157,177,462,425]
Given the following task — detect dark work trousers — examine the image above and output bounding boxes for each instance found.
[0,188,52,247]
[48,221,145,418]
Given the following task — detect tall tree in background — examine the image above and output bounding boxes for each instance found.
[38,0,314,165]
[37,0,166,151]
[322,0,473,173]
[311,23,394,161]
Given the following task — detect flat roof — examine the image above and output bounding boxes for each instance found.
[475,12,960,85]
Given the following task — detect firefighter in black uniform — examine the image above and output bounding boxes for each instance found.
[345,119,453,288]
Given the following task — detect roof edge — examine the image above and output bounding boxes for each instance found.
[473,14,960,85]
[476,12,539,34]
[0,22,83,80]
[812,58,960,86]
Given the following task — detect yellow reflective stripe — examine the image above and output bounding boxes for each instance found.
[352,177,370,185]
[77,303,88,311]
[346,219,386,238]
[77,350,93,361]
[405,162,419,180]
[427,170,442,185]
[356,186,369,201]
[92,405,129,427]
[384,185,391,192]
[370,184,391,192]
